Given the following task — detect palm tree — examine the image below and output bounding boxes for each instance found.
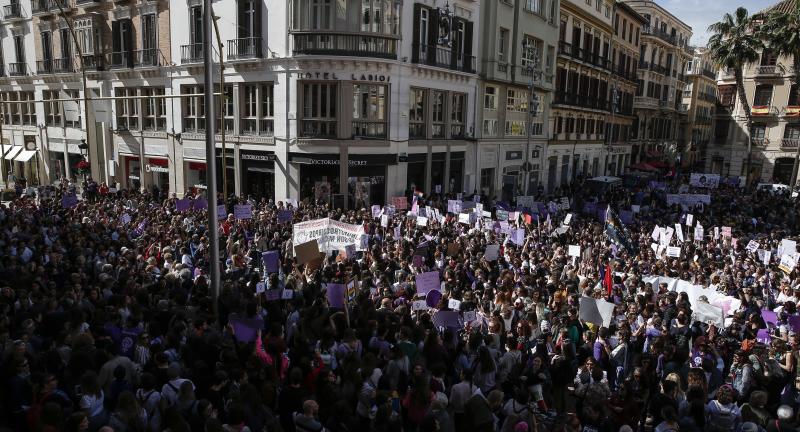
[707,7,764,182]
[762,0,800,86]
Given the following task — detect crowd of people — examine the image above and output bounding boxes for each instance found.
[1,173,800,432]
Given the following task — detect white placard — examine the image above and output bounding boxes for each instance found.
[381,214,389,228]
[417,216,428,227]
[763,250,772,265]
[448,299,461,310]
[484,244,500,261]
[563,213,573,225]
[631,205,641,213]
[675,224,684,243]
[651,225,661,241]
[686,214,694,226]
[412,300,429,311]
[568,245,581,257]
[666,246,681,258]
[694,225,704,241]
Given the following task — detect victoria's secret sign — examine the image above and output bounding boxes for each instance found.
[296,72,390,82]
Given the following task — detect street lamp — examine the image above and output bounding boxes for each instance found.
[78,139,89,182]
[522,38,541,195]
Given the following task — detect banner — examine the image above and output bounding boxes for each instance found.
[175,198,191,212]
[234,204,253,220]
[666,194,711,207]
[689,173,720,188]
[292,218,367,252]
[392,196,408,210]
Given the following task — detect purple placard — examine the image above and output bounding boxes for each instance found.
[762,310,778,328]
[278,210,294,223]
[512,228,526,246]
[175,198,191,212]
[193,198,208,210]
[217,204,227,220]
[326,283,346,309]
[230,317,264,342]
[412,254,425,268]
[262,251,279,273]
[426,289,442,308]
[61,194,78,209]
[265,289,281,301]
[415,271,440,296]
[619,210,634,224]
[432,310,462,328]
[757,328,771,344]
[234,204,253,220]
[789,315,800,333]
[582,202,596,215]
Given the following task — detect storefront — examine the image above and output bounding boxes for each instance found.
[405,151,465,195]
[123,156,142,190]
[241,151,275,201]
[144,158,170,192]
[184,161,207,196]
[290,152,393,208]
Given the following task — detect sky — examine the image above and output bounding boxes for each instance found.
[658,0,776,46]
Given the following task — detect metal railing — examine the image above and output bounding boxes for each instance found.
[227,37,262,60]
[75,0,99,4]
[703,69,716,79]
[412,43,476,73]
[3,3,23,18]
[299,120,337,138]
[53,57,74,73]
[181,44,204,63]
[133,49,160,67]
[642,25,677,45]
[293,32,398,60]
[755,65,780,76]
[409,123,426,140]
[781,138,800,149]
[37,59,54,74]
[81,54,105,71]
[750,138,770,147]
[352,121,387,139]
[8,62,27,76]
[109,51,132,68]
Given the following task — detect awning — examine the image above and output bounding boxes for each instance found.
[3,146,22,160]
[630,162,657,172]
[14,150,36,162]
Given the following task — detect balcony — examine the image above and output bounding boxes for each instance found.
[109,52,132,69]
[227,37,262,60]
[751,105,779,117]
[292,32,398,60]
[703,69,716,79]
[299,120,337,138]
[642,25,677,45]
[557,40,610,71]
[750,138,770,147]
[8,62,27,76]
[3,3,23,20]
[352,121,387,139]
[80,54,105,71]
[781,138,800,149]
[75,0,99,5]
[634,96,659,109]
[181,44,204,64]
[678,104,689,113]
[412,43,476,73]
[32,0,49,14]
[497,62,508,73]
[37,59,53,74]
[134,49,160,67]
[553,91,610,111]
[755,65,781,77]
[53,57,74,73]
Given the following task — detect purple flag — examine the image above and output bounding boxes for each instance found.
[61,194,78,209]
[262,251,280,273]
[426,289,442,308]
[175,198,191,212]
[326,283,346,309]
[234,204,253,220]
[789,315,800,333]
[762,310,778,328]
[230,317,264,342]
[757,329,771,344]
[619,210,634,224]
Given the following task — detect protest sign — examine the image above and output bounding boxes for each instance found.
[380,214,388,228]
[277,210,294,223]
[426,290,442,308]
[458,213,471,225]
[779,254,797,274]
[665,194,711,207]
[686,214,693,226]
[120,213,132,225]
[484,244,500,261]
[293,218,366,252]
[763,250,772,265]
[746,240,759,252]
[265,289,282,301]
[234,204,253,220]
[496,209,509,221]
[779,239,797,258]
[448,299,461,310]
[517,196,535,208]
[757,329,771,344]
[651,226,660,241]
[511,228,526,246]
[432,311,462,329]
[412,300,428,311]
[416,216,428,227]
[693,302,724,328]
[61,194,78,209]
[371,205,382,218]
[294,239,320,265]
[282,290,294,300]
[392,196,408,210]
[666,246,681,258]
[175,198,191,212]
[415,271,440,296]
[675,224,684,242]
[255,282,265,294]
[230,317,264,342]
[762,310,778,328]
[689,173,720,188]
[326,283,346,309]
[694,225,704,241]
[578,297,614,326]
[217,205,227,219]
[563,213,573,225]
[193,198,208,210]
[262,251,280,273]
[568,245,581,257]
[721,226,732,237]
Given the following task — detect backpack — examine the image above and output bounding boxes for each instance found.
[706,402,737,432]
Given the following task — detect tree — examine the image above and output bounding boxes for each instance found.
[707,7,764,182]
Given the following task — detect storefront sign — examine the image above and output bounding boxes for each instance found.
[193,184,207,189]
[296,72,390,82]
[290,153,396,166]
[128,175,140,180]
[506,151,522,160]
[242,153,277,162]
[145,164,169,173]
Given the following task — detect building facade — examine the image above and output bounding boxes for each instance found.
[623,0,692,167]
[475,0,558,201]
[681,46,717,171]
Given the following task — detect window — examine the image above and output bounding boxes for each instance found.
[521,36,542,70]
[785,124,800,139]
[182,85,205,133]
[505,120,527,136]
[498,29,508,62]
[506,89,528,112]
[238,0,262,39]
[141,14,157,65]
[485,86,498,110]
[409,88,426,139]
[750,124,766,142]
[431,90,445,138]
[64,90,81,128]
[754,85,773,106]
[43,90,61,126]
[789,85,799,106]
[142,87,166,131]
[112,19,134,67]
[115,87,140,131]
[41,31,52,63]
[451,92,465,138]
[483,119,498,136]
[75,18,96,56]
[525,0,542,14]
[595,0,601,11]
[622,19,627,40]
[241,83,274,136]
[59,28,71,62]
[605,4,611,18]
[218,84,234,133]
[311,0,332,30]
[300,82,337,138]
[352,84,388,138]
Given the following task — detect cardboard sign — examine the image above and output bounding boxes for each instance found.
[175,198,191,212]
[694,225,704,241]
[392,196,408,210]
[779,254,797,274]
[326,283,346,309]
[779,239,797,258]
[234,204,253,220]
[746,240,759,253]
[686,214,694,226]
[371,205,382,218]
[230,317,264,342]
[484,244,500,261]
[294,239,321,265]
[666,246,681,258]
[448,298,461,310]
[416,216,428,227]
[568,245,581,257]
[262,251,280,273]
[416,271,441,296]
[458,213,471,225]
[675,224,684,243]
[721,226,732,237]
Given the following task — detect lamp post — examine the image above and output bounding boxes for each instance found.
[78,139,89,182]
[522,39,541,195]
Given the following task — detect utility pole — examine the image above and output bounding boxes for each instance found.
[204,0,221,315]
[212,16,228,199]
[522,39,541,195]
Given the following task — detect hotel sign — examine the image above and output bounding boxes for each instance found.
[296,72,390,82]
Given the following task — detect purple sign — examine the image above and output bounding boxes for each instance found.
[582,202,596,215]
[265,289,281,301]
[217,204,227,220]
[432,311,462,329]
[426,289,442,308]
[326,283,346,309]
[230,317,264,342]
[61,194,78,209]
[234,204,253,220]
[619,210,634,224]
[511,228,526,246]
[757,329,771,344]
[789,315,800,333]
[193,198,208,210]
[412,254,425,268]
[415,271,440,296]
[175,198,191,212]
[762,310,778,328]
[278,210,294,223]
[262,251,280,273]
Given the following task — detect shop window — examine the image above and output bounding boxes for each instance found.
[431,90,445,138]
[43,90,62,127]
[352,84,387,138]
[300,82,337,138]
[451,92,465,138]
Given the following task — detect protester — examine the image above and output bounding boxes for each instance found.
[1,175,800,432]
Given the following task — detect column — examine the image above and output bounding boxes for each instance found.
[234,143,242,197]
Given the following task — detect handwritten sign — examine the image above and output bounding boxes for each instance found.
[415,271,441,296]
[234,204,253,220]
[326,283,346,309]
[262,251,280,273]
[392,196,408,210]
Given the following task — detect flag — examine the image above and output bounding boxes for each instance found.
[604,263,613,296]
[604,205,636,255]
